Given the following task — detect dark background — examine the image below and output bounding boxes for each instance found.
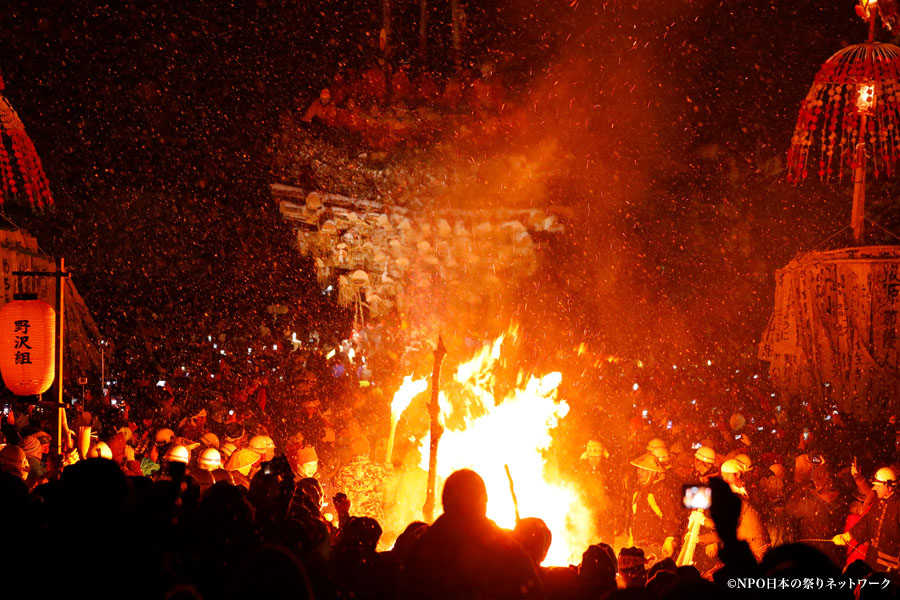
[1,1,894,373]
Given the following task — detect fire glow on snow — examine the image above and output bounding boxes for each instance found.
[419,332,595,566]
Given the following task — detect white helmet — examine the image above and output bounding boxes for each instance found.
[198,447,222,471]
[164,444,191,464]
[874,467,898,486]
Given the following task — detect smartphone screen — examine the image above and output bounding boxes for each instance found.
[682,484,712,510]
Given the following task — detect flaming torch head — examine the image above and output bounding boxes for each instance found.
[391,375,429,422]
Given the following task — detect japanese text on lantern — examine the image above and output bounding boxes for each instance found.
[14,319,31,364]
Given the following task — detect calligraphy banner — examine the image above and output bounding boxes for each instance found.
[759,246,900,420]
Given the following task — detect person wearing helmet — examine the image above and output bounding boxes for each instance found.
[701,460,769,563]
[164,444,191,465]
[248,434,276,462]
[834,466,900,571]
[575,438,625,543]
[224,447,261,489]
[199,431,220,450]
[197,447,222,471]
[219,442,237,462]
[720,459,748,497]
[832,467,900,571]
[646,438,666,455]
[693,446,718,483]
[629,453,678,560]
[155,428,176,448]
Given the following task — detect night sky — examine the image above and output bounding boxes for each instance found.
[1,1,894,371]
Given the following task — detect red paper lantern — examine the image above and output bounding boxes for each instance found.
[0,295,55,395]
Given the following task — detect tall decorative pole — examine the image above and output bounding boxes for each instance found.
[787,0,900,245]
[851,8,879,243]
[423,336,446,522]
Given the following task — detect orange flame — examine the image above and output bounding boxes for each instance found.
[418,333,595,566]
[391,375,428,421]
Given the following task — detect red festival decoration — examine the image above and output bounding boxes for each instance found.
[0,296,56,396]
[787,42,900,183]
[0,76,54,208]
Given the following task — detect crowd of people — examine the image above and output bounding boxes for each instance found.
[1,346,900,600]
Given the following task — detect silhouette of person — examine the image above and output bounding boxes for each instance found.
[401,469,545,600]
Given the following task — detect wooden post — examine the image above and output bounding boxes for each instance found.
[423,336,447,522]
[55,257,65,459]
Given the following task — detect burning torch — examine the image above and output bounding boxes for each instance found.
[386,375,428,464]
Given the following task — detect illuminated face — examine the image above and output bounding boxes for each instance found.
[874,481,894,499]
[636,468,654,486]
[586,441,603,458]
[695,459,711,475]
[722,471,741,488]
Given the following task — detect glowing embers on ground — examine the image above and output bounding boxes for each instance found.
[418,332,595,566]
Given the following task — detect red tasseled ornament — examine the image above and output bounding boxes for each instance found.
[787,42,900,185]
[0,91,53,208]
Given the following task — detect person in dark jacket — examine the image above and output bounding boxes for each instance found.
[401,469,544,600]
[629,453,678,560]
[834,466,900,572]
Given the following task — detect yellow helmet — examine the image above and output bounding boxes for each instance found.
[249,434,274,453]
[720,459,746,475]
[155,428,175,446]
[630,453,664,473]
[735,453,753,470]
[694,446,716,464]
[646,438,666,453]
[225,448,261,472]
[199,432,220,449]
